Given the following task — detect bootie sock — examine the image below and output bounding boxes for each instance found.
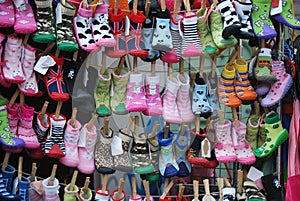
[6,102,19,135]
[45,114,66,158]
[217,0,242,39]
[254,111,288,158]
[214,119,237,163]
[94,127,115,174]
[261,174,282,201]
[209,5,238,49]
[73,2,96,52]
[232,120,256,165]
[246,115,260,150]
[273,0,300,29]
[59,119,81,167]
[234,59,257,101]
[197,8,219,56]
[33,0,56,43]
[110,68,129,115]
[64,184,79,201]
[1,164,15,193]
[0,171,21,200]
[94,68,111,117]
[92,3,115,47]
[233,0,254,39]
[251,0,277,39]
[127,10,148,58]
[0,102,25,152]
[175,126,191,177]
[258,114,267,148]
[0,34,10,88]
[218,64,242,108]
[131,132,154,174]
[113,128,133,172]
[162,77,181,124]
[44,56,70,101]
[79,187,92,201]
[203,71,220,119]
[56,1,78,52]
[152,10,173,52]
[192,74,213,118]
[254,48,277,83]
[180,12,202,57]
[3,35,24,84]
[17,104,40,149]
[0,0,15,28]
[42,177,60,201]
[158,130,179,177]
[126,73,147,112]
[18,45,38,96]
[177,73,195,123]
[143,75,163,116]
[244,181,266,201]
[222,187,236,201]
[17,176,30,201]
[95,188,110,201]
[13,0,37,34]
[33,111,49,151]
[261,61,293,107]
[77,123,97,174]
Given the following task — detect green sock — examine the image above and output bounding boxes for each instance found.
[273,0,300,29]
[0,106,17,145]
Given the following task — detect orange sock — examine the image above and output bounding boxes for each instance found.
[234,59,257,101]
[110,0,130,18]
[218,64,242,108]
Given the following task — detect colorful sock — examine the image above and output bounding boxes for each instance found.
[244,181,266,201]
[0,171,21,200]
[110,189,126,201]
[217,0,242,39]
[233,0,254,39]
[261,174,282,201]
[254,48,277,83]
[181,12,202,57]
[33,0,56,43]
[209,5,238,49]
[62,60,81,96]
[127,10,148,58]
[170,15,182,58]
[109,0,129,18]
[126,73,147,112]
[92,3,116,47]
[56,2,78,52]
[152,10,173,52]
[246,115,259,150]
[17,176,30,201]
[143,75,163,116]
[13,0,37,34]
[1,164,15,193]
[251,0,277,39]
[73,2,96,52]
[64,184,79,201]
[33,111,49,151]
[79,187,92,201]
[197,8,219,56]
[273,0,300,29]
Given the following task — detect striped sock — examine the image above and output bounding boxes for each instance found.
[170,15,182,59]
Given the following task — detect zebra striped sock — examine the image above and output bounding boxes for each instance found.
[33,112,49,151]
[170,15,182,59]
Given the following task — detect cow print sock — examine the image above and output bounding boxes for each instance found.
[73,2,96,52]
[92,3,115,47]
[152,10,173,52]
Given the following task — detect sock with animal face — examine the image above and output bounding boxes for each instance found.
[73,2,96,52]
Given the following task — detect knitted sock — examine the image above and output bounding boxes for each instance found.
[152,10,173,52]
[233,0,254,39]
[62,60,81,96]
[92,4,115,47]
[223,187,236,201]
[175,126,191,177]
[244,181,266,201]
[0,171,21,200]
[17,176,30,201]
[181,12,202,57]
[33,0,56,43]
[251,0,277,39]
[1,164,15,193]
[56,2,78,52]
[127,11,148,58]
[33,111,49,151]
[64,184,79,201]
[261,174,282,201]
[273,0,300,29]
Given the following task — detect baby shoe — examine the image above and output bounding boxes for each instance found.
[254,48,277,83]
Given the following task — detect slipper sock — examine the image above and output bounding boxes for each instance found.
[261,174,282,201]
[170,15,182,59]
[62,60,81,96]
[152,10,173,52]
[272,0,300,29]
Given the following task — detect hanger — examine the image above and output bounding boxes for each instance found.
[48,164,58,186]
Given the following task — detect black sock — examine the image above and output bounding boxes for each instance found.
[261,174,283,201]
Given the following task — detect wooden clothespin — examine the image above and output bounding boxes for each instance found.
[125,116,134,134]
[131,175,137,199]
[100,52,107,75]
[1,152,10,172]
[19,93,25,105]
[223,176,231,187]
[218,109,224,125]
[134,116,139,135]
[133,0,138,14]
[160,180,174,199]
[217,178,224,201]
[83,177,90,190]
[114,0,119,15]
[212,0,218,6]
[101,174,108,193]
[180,123,187,136]
[86,53,92,69]
[196,117,200,134]
[228,50,238,67]
[55,48,60,58]
[151,61,156,76]
[55,101,63,119]
[149,121,159,139]
[160,0,166,12]
[232,107,240,127]
[70,107,77,128]
[163,178,169,192]
[183,0,191,16]
[193,180,199,201]
[133,56,138,74]
[179,59,185,82]
[164,123,170,139]
[30,163,37,182]
[143,180,150,201]
[237,170,243,195]
[40,42,56,56]
[178,183,185,201]
[254,101,260,117]
[168,63,173,81]
[203,179,211,201]
[116,57,125,75]
[86,114,98,131]
[9,89,20,107]
[70,170,78,191]
[116,178,125,200]
[18,156,23,180]
[201,0,206,10]
[173,0,179,20]
[83,0,88,8]
[145,0,151,17]
[73,51,79,62]
[103,117,109,135]
[23,34,30,46]
[48,164,57,186]
[199,56,205,78]
[40,101,49,119]
[212,56,217,78]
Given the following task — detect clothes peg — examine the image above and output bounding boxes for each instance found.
[134,116,139,135]
[133,0,138,14]
[83,177,90,190]
[101,174,108,193]
[180,123,187,136]
[114,0,119,15]
[178,183,185,201]
[83,0,88,8]
[125,116,134,134]
[179,59,185,82]
[55,49,60,58]
[217,178,224,201]
[100,52,107,75]
[131,175,137,199]
[116,57,125,75]
[149,121,159,139]
[232,107,240,127]
[193,180,199,201]
[196,117,200,134]
[201,0,206,9]
[160,180,174,199]
[9,89,20,107]
[73,51,79,62]
[164,123,170,139]
[237,170,243,194]
[2,152,11,172]
[86,114,98,131]
[168,63,173,81]
[30,163,37,182]
[160,0,166,12]
[54,101,63,119]
[116,178,125,199]
[19,93,25,105]
[40,101,49,118]
[228,50,238,66]
[70,107,77,128]
[18,156,23,180]
[103,117,109,135]
[145,0,151,17]
[23,34,30,46]
[143,180,150,201]
[183,0,191,16]
[218,109,224,125]
[133,57,138,74]
[223,176,231,187]
[48,164,57,186]
[254,101,260,117]
[70,170,78,191]
[151,61,156,76]
[212,56,217,78]
[199,56,205,78]
[173,0,180,20]
[86,53,92,69]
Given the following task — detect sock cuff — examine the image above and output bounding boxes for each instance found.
[96,188,110,200]
[35,0,52,8]
[61,3,76,16]
[78,4,93,18]
[129,73,143,83]
[182,13,197,24]
[51,55,64,66]
[156,10,170,19]
[234,58,248,72]
[95,3,109,14]
[129,194,142,201]
[100,128,113,144]
[217,0,233,10]
[66,119,81,134]
[111,189,126,201]
[222,64,236,79]
[158,130,174,146]
[37,111,50,130]
[129,10,146,24]
[118,129,133,142]
[266,111,280,124]
[166,77,180,93]
[146,75,160,85]
[109,9,123,22]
